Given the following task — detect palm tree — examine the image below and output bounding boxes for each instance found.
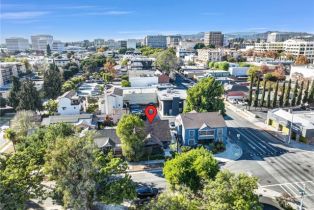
[4,128,17,152]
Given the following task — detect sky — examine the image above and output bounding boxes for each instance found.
[1,0,314,42]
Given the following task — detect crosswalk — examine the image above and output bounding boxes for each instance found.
[261,181,314,199]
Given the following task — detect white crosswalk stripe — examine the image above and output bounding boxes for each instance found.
[261,181,314,198]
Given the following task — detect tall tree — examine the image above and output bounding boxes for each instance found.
[44,99,58,116]
[163,147,219,192]
[10,110,37,136]
[184,77,224,113]
[302,80,310,104]
[279,81,286,107]
[43,64,62,99]
[266,83,271,108]
[272,81,279,108]
[3,128,17,152]
[17,80,41,111]
[248,75,254,109]
[202,171,262,210]
[46,44,51,56]
[284,79,292,107]
[155,48,178,74]
[308,80,314,104]
[291,81,298,107]
[260,79,267,108]
[296,81,304,105]
[253,76,260,108]
[116,115,146,161]
[7,76,21,109]
[295,55,308,65]
[44,134,135,209]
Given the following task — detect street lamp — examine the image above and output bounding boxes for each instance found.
[288,109,294,144]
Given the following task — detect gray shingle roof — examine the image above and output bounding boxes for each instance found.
[93,128,121,145]
[180,112,226,129]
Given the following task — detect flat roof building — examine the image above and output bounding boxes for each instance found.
[144,35,167,49]
[5,37,29,52]
[204,32,224,47]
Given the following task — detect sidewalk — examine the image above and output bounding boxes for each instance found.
[127,159,164,172]
[214,139,243,162]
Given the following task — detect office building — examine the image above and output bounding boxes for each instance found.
[52,40,65,52]
[118,40,127,48]
[5,37,29,52]
[283,39,314,62]
[167,35,182,48]
[127,39,137,49]
[94,39,105,47]
[144,35,167,48]
[197,49,224,63]
[267,32,290,42]
[254,42,284,52]
[31,35,53,51]
[204,32,224,47]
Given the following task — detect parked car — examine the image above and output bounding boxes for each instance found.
[136,186,158,199]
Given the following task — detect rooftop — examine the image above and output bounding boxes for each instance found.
[157,88,187,100]
[270,109,314,129]
[179,112,226,129]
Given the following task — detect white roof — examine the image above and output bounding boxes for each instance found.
[157,89,187,100]
[272,109,314,129]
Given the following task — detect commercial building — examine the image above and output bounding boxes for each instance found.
[254,42,284,52]
[128,70,159,87]
[31,34,53,51]
[267,32,291,42]
[157,88,187,117]
[166,35,182,48]
[283,39,314,63]
[144,35,167,48]
[118,40,127,49]
[267,109,314,144]
[94,39,105,47]
[52,40,65,52]
[5,37,29,52]
[197,48,224,63]
[127,39,137,49]
[0,63,19,86]
[204,32,224,47]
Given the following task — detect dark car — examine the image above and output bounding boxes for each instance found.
[136,186,158,199]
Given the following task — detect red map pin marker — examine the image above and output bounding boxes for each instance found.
[145,104,157,124]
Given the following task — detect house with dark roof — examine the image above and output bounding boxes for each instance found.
[175,112,227,146]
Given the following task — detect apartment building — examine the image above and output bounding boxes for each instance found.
[284,39,314,62]
[118,40,127,49]
[197,49,224,63]
[52,40,65,52]
[0,63,19,86]
[94,39,105,47]
[144,35,167,48]
[267,32,290,42]
[204,32,224,47]
[5,37,29,52]
[167,35,182,48]
[31,35,53,51]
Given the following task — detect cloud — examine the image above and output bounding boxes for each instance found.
[85,10,134,16]
[0,11,50,20]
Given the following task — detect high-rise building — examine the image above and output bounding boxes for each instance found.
[127,39,137,49]
[5,37,29,52]
[144,35,167,48]
[204,32,224,47]
[267,32,291,42]
[94,39,105,47]
[167,35,182,48]
[118,40,127,48]
[52,40,65,52]
[31,35,53,51]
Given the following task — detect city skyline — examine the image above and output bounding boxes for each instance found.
[1,0,314,42]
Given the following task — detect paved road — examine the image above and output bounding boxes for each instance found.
[224,107,314,209]
[129,169,166,191]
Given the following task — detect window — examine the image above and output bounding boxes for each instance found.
[188,139,195,145]
[62,107,66,110]
[189,130,195,139]
[217,128,223,136]
[199,130,215,136]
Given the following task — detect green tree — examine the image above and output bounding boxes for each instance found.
[121,80,131,87]
[0,152,45,210]
[163,147,219,192]
[291,81,298,107]
[247,66,260,82]
[219,61,229,70]
[184,77,224,113]
[7,76,21,109]
[253,76,260,108]
[202,170,262,210]
[260,79,267,107]
[266,83,271,108]
[3,128,17,152]
[46,44,51,56]
[284,79,292,107]
[194,43,205,50]
[296,81,304,105]
[248,75,254,108]
[103,73,113,83]
[0,96,6,107]
[272,81,279,108]
[11,110,37,136]
[302,80,310,104]
[44,64,62,99]
[44,134,135,209]
[116,115,146,161]
[44,99,58,116]
[279,81,286,107]
[308,80,314,104]
[121,59,128,66]
[17,79,41,111]
[155,48,178,74]
[62,81,76,93]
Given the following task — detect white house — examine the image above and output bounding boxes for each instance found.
[57,90,81,115]
[128,70,158,87]
[101,86,124,115]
